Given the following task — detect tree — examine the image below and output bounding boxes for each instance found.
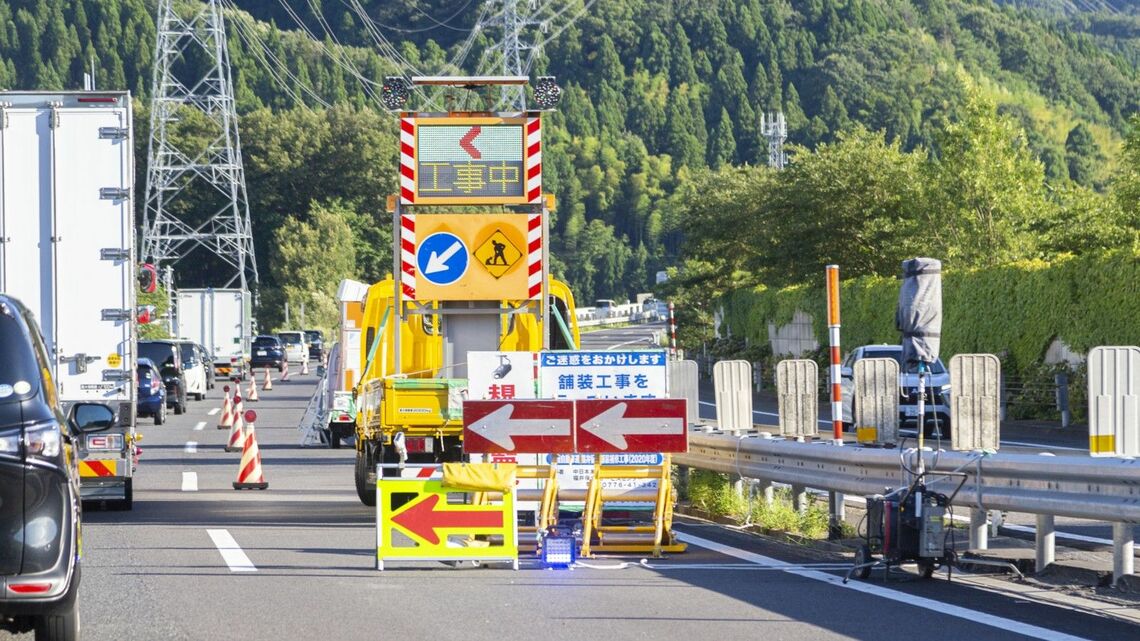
[1064,123,1102,188]
[265,200,357,333]
[708,107,737,168]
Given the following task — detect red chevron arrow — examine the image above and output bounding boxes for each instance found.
[459,125,482,159]
[390,493,503,544]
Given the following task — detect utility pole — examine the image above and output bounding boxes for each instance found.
[142,0,259,295]
[761,111,787,169]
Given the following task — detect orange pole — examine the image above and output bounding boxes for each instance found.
[826,265,843,444]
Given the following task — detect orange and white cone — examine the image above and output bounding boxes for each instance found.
[231,396,245,435]
[246,375,259,402]
[232,419,268,490]
[217,387,233,430]
[225,406,245,452]
[301,358,309,376]
[281,361,290,381]
[263,367,273,391]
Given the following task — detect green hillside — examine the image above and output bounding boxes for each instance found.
[0,1,1137,332]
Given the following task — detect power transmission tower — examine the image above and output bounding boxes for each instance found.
[761,111,787,169]
[142,0,258,293]
[482,0,546,109]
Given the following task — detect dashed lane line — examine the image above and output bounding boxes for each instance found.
[206,529,257,572]
[184,441,198,454]
[208,408,220,416]
[181,472,198,492]
[194,421,206,431]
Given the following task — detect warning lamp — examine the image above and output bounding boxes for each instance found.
[533,76,562,110]
[381,76,411,111]
[541,526,577,568]
[137,263,158,293]
[137,305,157,324]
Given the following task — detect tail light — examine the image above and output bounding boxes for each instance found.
[87,434,125,451]
[8,582,52,594]
[151,377,162,394]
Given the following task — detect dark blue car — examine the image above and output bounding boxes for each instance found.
[249,335,285,372]
[137,357,167,425]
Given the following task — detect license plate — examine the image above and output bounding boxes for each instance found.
[257,350,267,356]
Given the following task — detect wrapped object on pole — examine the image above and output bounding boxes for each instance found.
[896,258,942,367]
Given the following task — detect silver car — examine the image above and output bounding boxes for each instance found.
[840,344,951,437]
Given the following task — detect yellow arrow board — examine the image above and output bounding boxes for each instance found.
[376,477,518,567]
[413,214,533,301]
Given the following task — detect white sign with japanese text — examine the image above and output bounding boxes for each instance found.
[467,351,538,400]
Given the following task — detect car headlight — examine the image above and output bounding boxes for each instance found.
[0,428,19,455]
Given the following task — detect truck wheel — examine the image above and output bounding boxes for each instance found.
[328,428,341,449]
[173,401,184,415]
[155,402,166,425]
[34,598,79,641]
[355,444,378,507]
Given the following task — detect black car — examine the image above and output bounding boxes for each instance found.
[249,335,285,372]
[197,343,216,390]
[0,294,112,640]
[138,340,188,415]
[304,329,324,361]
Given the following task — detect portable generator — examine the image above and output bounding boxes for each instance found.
[847,478,959,582]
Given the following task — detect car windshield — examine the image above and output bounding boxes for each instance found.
[253,337,278,348]
[862,349,946,374]
[139,342,178,369]
[178,343,197,368]
[304,331,321,342]
[279,334,301,346]
[0,304,41,403]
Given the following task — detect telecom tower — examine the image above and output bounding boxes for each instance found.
[142,0,258,292]
[761,111,787,169]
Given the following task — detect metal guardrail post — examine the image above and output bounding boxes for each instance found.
[1036,514,1055,571]
[792,484,807,514]
[757,480,774,506]
[828,492,845,539]
[1113,523,1134,586]
[970,508,988,550]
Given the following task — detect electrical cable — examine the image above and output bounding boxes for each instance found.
[222,2,330,109]
[411,0,477,32]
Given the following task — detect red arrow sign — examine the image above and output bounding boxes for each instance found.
[390,494,503,545]
[575,399,688,454]
[463,399,575,454]
[459,125,482,159]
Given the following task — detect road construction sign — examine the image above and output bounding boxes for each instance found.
[408,213,534,301]
[376,476,518,570]
[399,116,541,206]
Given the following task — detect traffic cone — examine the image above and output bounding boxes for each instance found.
[232,423,268,490]
[301,358,309,376]
[231,396,245,436]
[217,389,233,430]
[225,408,245,452]
[263,367,273,391]
[246,375,259,402]
[281,361,290,381]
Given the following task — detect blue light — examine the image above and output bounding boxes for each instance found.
[542,535,577,568]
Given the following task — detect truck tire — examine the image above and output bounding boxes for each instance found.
[355,444,378,507]
[155,402,166,425]
[328,428,341,449]
[34,598,79,641]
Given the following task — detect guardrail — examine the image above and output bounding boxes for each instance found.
[675,429,1139,584]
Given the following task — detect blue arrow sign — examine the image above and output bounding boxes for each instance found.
[417,232,469,286]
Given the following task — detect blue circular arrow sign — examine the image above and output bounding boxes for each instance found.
[417,232,469,286]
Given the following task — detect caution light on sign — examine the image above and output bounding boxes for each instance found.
[382,76,411,111]
[533,76,562,110]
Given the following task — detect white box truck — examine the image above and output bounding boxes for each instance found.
[0,91,137,508]
[175,288,252,380]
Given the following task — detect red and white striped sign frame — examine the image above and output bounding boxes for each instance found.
[400,214,416,299]
[398,114,541,206]
[527,213,542,300]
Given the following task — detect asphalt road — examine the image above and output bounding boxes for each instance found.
[3,327,1133,640]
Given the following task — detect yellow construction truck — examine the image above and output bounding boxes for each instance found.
[350,275,580,504]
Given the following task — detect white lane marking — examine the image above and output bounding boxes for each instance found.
[181,472,198,492]
[677,532,1093,641]
[184,441,198,454]
[1002,523,1117,546]
[194,421,206,431]
[208,408,220,416]
[206,529,257,572]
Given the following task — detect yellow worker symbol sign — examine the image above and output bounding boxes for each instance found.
[107,353,122,368]
[473,230,522,279]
